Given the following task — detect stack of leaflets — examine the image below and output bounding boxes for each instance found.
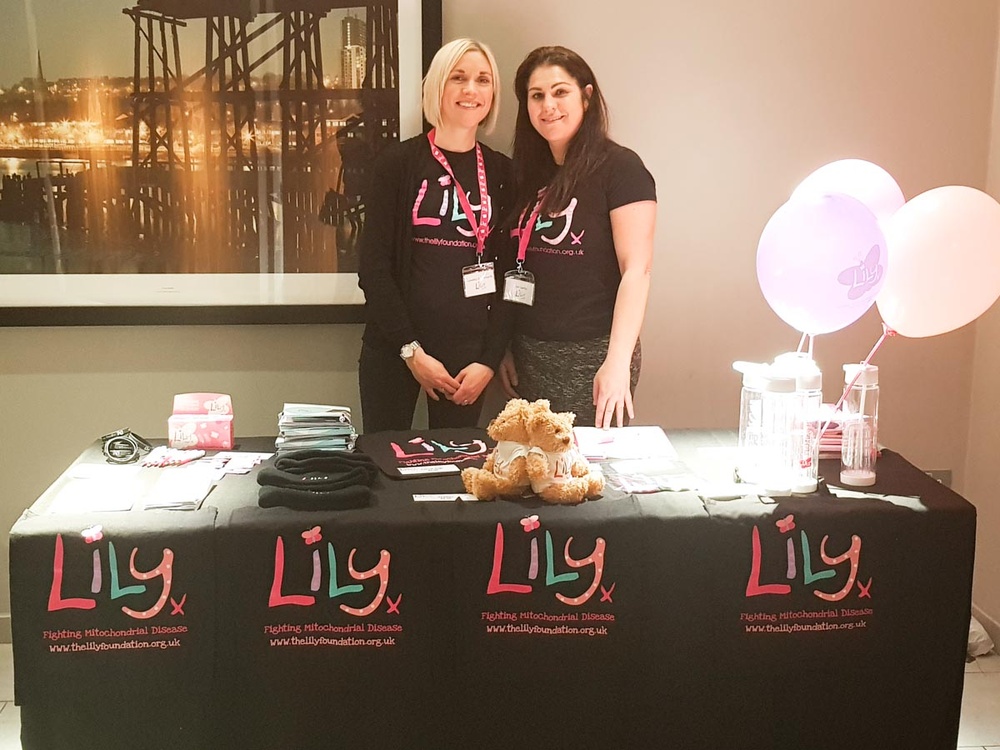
[141,464,216,511]
[275,403,356,454]
[573,425,678,461]
[573,426,696,494]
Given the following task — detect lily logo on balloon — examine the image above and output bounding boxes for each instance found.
[837,244,884,300]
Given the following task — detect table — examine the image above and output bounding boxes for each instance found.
[9,431,976,750]
[8,442,218,749]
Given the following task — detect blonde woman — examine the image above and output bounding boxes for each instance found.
[358,38,512,431]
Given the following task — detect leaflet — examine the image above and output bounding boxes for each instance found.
[573,426,678,461]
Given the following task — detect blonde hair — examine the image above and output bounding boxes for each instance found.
[422,38,500,134]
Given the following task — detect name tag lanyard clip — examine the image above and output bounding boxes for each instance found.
[503,202,540,306]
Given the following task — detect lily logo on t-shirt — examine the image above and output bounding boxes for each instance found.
[391,436,489,468]
[512,198,585,256]
[534,197,579,247]
[411,179,492,240]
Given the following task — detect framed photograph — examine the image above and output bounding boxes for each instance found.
[0,0,442,325]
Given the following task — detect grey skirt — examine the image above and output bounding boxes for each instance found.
[511,333,642,427]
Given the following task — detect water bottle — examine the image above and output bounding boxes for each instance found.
[840,364,879,487]
[772,353,823,493]
[734,362,767,484]
[759,373,797,495]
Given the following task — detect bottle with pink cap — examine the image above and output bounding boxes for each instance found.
[840,363,879,487]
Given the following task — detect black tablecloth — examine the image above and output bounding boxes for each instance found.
[9,443,218,749]
[9,431,976,750]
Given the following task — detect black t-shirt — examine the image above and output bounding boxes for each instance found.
[408,146,491,360]
[513,145,656,341]
[358,135,511,369]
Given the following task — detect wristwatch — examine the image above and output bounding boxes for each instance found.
[399,340,422,361]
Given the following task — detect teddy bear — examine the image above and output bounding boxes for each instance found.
[462,398,604,504]
[522,400,604,505]
[461,398,535,501]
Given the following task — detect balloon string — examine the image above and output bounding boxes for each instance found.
[818,323,896,440]
[795,333,815,357]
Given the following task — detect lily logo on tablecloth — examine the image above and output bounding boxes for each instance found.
[745,514,871,602]
[486,519,609,607]
[268,526,397,617]
[48,530,181,620]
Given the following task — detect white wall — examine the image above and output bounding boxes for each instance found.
[1,0,998,638]
[968,0,1000,647]
[0,325,364,634]
[453,0,997,623]
[449,0,993,472]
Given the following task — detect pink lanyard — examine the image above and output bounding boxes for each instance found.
[514,200,543,269]
[427,129,491,259]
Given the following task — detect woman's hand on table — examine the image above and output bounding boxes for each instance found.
[593,358,634,428]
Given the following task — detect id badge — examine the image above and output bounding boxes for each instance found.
[503,269,536,306]
[462,262,496,298]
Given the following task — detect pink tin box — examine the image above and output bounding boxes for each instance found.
[168,393,234,450]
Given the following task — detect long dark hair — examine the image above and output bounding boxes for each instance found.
[512,46,612,217]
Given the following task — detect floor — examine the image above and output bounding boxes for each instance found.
[0,643,994,748]
[962,651,1000,749]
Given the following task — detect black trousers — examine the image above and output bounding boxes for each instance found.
[358,338,486,432]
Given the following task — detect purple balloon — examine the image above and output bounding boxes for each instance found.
[756,193,888,335]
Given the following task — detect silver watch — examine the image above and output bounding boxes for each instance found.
[399,340,422,360]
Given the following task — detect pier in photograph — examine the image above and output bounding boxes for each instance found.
[0,0,401,275]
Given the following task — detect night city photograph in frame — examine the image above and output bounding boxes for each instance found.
[0,0,436,322]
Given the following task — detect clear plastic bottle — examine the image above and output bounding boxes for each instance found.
[734,362,767,485]
[772,353,823,493]
[840,364,879,487]
[759,373,797,495]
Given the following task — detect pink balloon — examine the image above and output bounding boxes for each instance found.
[877,186,1000,338]
[792,159,905,223]
[757,193,887,335]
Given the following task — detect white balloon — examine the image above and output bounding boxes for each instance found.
[793,159,905,224]
[877,186,1000,337]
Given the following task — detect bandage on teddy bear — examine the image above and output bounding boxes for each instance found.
[462,398,603,504]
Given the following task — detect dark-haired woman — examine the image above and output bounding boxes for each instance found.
[358,38,511,432]
[499,46,656,428]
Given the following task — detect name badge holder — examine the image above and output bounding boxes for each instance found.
[463,262,496,298]
[503,201,543,306]
[503,266,535,306]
